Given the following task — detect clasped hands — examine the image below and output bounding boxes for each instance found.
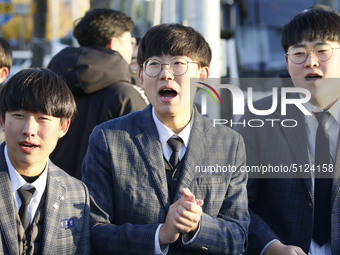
[159,188,204,245]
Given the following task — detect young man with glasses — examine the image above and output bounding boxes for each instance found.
[82,23,249,254]
[235,5,340,255]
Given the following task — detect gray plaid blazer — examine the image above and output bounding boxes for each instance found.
[82,104,249,255]
[0,143,90,255]
[235,93,340,254]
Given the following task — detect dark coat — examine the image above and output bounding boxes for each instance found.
[48,46,148,179]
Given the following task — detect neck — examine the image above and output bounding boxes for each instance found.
[157,112,192,134]
[14,162,47,177]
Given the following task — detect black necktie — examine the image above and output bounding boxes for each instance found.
[313,111,332,246]
[17,187,35,233]
[167,137,183,169]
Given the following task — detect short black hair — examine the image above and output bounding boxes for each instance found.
[281,5,340,52]
[73,8,134,47]
[0,37,12,70]
[0,68,77,122]
[137,23,212,68]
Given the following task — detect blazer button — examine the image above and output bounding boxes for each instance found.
[308,203,313,210]
[200,246,208,251]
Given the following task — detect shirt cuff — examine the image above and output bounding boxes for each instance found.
[182,221,201,245]
[260,239,280,255]
[154,224,169,255]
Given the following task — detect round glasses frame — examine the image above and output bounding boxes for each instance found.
[286,43,340,64]
[142,57,199,77]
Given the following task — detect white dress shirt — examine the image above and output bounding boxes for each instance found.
[152,107,199,255]
[303,99,340,255]
[5,145,48,224]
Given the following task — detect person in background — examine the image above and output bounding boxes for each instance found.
[0,68,90,254]
[0,37,12,84]
[82,23,249,255]
[0,37,13,143]
[130,37,141,87]
[236,5,340,255]
[48,8,148,179]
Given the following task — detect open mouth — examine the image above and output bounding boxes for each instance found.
[305,74,322,81]
[159,88,178,99]
[19,142,38,149]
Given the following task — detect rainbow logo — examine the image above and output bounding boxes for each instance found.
[197,82,222,106]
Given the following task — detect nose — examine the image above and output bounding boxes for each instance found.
[159,64,174,79]
[22,117,37,137]
[304,50,320,68]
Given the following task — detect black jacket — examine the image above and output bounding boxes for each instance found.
[48,46,148,179]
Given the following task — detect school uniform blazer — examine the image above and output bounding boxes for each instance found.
[0,143,91,255]
[235,93,340,254]
[81,104,249,255]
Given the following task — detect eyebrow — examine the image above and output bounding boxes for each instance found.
[292,42,327,48]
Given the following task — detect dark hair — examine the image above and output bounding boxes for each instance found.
[0,68,77,121]
[281,5,340,52]
[0,37,12,70]
[137,23,212,68]
[73,8,134,47]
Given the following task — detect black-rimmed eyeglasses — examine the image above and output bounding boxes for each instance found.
[142,57,199,77]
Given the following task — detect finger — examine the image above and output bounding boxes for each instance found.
[176,205,202,223]
[292,246,306,255]
[181,188,195,201]
[178,200,203,214]
[195,199,204,206]
[174,210,200,230]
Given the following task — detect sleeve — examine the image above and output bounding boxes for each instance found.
[183,134,250,254]
[154,224,169,255]
[75,182,91,254]
[81,125,159,255]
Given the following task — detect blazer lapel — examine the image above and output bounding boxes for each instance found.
[279,98,313,196]
[0,156,19,255]
[134,106,170,211]
[42,164,66,255]
[174,108,206,202]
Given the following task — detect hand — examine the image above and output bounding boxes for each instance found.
[159,188,203,245]
[264,240,306,255]
[176,188,203,235]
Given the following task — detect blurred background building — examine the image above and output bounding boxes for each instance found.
[0,0,338,119]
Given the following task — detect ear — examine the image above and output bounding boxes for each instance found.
[58,119,71,138]
[0,67,9,84]
[107,37,120,51]
[138,68,145,89]
[285,54,288,66]
[285,54,291,73]
[0,115,4,131]
[199,66,209,81]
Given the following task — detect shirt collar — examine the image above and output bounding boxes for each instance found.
[327,98,340,124]
[152,107,192,148]
[5,144,48,196]
[302,98,340,124]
